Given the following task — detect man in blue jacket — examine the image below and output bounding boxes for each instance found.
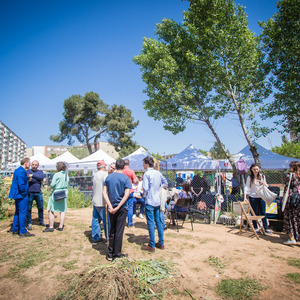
[9,158,35,237]
[26,160,46,229]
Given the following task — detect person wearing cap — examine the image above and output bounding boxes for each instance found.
[91,160,110,243]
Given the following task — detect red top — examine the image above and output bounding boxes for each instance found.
[123,166,137,193]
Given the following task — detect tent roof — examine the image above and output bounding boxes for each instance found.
[79,149,115,165]
[7,153,52,170]
[236,142,296,170]
[51,151,80,164]
[122,147,150,171]
[163,144,219,170]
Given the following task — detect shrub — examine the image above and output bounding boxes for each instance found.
[42,186,91,209]
[0,177,13,220]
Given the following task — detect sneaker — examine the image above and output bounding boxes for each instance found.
[155,243,165,250]
[56,227,64,232]
[283,239,296,245]
[139,213,144,219]
[112,253,129,261]
[19,232,35,238]
[265,229,273,234]
[106,254,113,261]
[132,214,136,219]
[141,245,155,252]
[39,222,47,227]
[256,230,262,235]
[43,228,54,232]
[12,231,19,235]
[27,224,32,230]
[92,239,102,245]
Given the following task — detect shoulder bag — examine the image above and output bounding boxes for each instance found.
[253,176,277,206]
[53,171,68,201]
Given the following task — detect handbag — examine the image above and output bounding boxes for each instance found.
[53,190,67,201]
[282,173,293,212]
[253,176,277,206]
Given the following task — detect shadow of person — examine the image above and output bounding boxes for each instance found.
[131,221,148,230]
[125,233,149,246]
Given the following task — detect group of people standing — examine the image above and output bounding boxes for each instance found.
[8,158,69,237]
[91,157,167,260]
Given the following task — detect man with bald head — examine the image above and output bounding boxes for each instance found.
[26,160,46,229]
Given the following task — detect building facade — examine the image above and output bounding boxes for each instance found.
[0,121,26,170]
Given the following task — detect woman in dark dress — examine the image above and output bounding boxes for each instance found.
[283,161,300,245]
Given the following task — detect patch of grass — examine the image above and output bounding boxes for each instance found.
[288,258,300,269]
[172,288,186,296]
[216,277,266,300]
[205,256,226,274]
[286,273,300,284]
[61,260,78,270]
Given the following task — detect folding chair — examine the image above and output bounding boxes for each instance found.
[173,198,193,232]
[239,199,266,240]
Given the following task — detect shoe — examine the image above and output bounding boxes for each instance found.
[92,239,102,245]
[112,253,129,261]
[12,231,19,235]
[43,228,54,232]
[256,230,262,235]
[27,224,32,230]
[265,229,273,234]
[106,254,113,261]
[139,213,144,219]
[19,232,35,238]
[39,222,47,227]
[56,227,64,231]
[155,243,165,250]
[132,214,136,219]
[141,245,155,252]
[283,239,296,245]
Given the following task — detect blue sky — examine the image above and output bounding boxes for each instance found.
[0,0,280,156]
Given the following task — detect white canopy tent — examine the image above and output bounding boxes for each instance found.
[235,142,297,170]
[7,153,52,170]
[76,149,115,171]
[162,144,219,171]
[122,147,151,171]
[51,151,80,164]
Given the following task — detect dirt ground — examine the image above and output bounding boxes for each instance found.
[0,206,300,300]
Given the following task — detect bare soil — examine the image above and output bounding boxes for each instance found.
[0,207,300,300]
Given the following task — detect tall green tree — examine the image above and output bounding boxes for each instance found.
[260,0,300,137]
[272,141,300,159]
[50,91,139,154]
[134,0,271,170]
[209,142,228,160]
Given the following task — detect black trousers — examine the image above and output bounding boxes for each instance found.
[108,206,127,258]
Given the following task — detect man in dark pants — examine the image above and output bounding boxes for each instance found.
[103,159,130,261]
[9,157,35,238]
[26,160,46,229]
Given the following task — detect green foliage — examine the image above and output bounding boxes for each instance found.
[205,256,226,274]
[272,141,300,159]
[288,258,300,269]
[0,177,13,220]
[68,146,89,159]
[50,91,139,155]
[209,141,228,159]
[134,0,271,170]
[260,0,300,135]
[199,149,208,157]
[216,277,266,300]
[42,186,91,209]
[67,187,91,209]
[285,273,300,284]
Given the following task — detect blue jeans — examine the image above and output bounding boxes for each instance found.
[145,204,164,248]
[249,196,268,229]
[127,193,134,227]
[92,206,111,241]
[133,197,145,215]
[12,196,29,234]
[26,192,44,224]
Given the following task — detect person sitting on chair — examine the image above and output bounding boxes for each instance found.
[168,182,192,225]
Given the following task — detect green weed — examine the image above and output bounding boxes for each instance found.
[216,277,266,300]
[286,273,300,284]
[205,256,226,274]
[288,258,300,269]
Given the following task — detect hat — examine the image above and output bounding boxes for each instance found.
[97,160,106,168]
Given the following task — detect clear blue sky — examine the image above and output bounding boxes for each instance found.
[0,0,280,156]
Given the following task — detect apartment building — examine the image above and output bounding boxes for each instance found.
[0,121,26,169]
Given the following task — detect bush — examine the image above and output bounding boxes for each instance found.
[42,186,91,209]
[0,177,13,220]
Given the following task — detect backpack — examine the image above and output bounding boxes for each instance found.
[236,159,248,175]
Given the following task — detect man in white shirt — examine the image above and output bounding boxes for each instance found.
[141,156,168,252]
[91,160,110,243]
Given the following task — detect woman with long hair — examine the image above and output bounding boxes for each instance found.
[245,163,272,234]
[43,162,69,232]
[283,161,300,244]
